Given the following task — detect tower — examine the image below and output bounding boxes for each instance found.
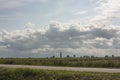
[60,52,62,58]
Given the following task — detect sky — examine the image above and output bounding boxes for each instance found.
[0,0,120,57]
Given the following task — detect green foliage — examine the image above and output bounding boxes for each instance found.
[0,67,120,80]
[0,57,120,68]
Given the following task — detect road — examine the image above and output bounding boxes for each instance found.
[0,64,120,73]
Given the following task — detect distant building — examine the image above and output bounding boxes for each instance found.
[60,52,62,58]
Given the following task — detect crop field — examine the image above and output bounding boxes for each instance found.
[0,67,120,80]
[0,57,120,68]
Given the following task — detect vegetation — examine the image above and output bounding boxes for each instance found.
[0,67,120,80]
[0,57,120,68]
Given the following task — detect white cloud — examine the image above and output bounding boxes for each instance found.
[96,0,120,15]
[0,21,120,57]
[75,11,88,15]
[0,0,48,9]
[90,0,120,25]
[25,22,35,28]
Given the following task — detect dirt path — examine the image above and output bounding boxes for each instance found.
[0,64,120,73]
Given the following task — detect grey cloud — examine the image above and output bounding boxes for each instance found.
[0,23,120,54]
[90,28,117,39]
[90,0,120,26]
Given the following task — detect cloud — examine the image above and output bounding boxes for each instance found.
[0,0,48,9]
[0,21,120,57]
[0,22,119,50]
[90,0,120,25]
[74,11,88,15]
[96,0,120,16]
[25,22,35,28]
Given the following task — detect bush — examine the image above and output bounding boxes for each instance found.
[0,67,120,80]
[0,57,120,68]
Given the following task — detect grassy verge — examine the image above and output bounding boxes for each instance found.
[0,67,120,80]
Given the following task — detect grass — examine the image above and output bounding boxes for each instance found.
[0,57,120,68]
[0,67,120,80]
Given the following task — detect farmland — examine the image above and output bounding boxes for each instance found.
[0,57,120,68]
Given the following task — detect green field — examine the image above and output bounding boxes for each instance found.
[0,57,120,68]
[0,67,120,80]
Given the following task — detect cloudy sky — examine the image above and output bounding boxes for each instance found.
[0,0,120,57]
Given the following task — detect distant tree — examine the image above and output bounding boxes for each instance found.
[80,56,82,58]
[105,55,108,58]
[73,55,76,58]
[67,55,70,58]
[91,56,95,58]
[84,56,90,58]
[52,56,55,58]
[112,55,114,58]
